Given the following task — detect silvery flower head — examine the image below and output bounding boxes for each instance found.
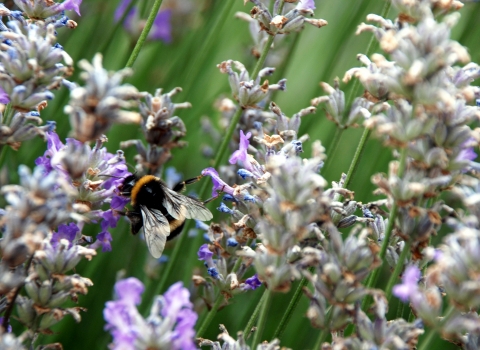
[1,165,76,267]
[104,278,198,350]
[64,53,144,143]
[120,87,191,175]
[0,111,55,150]
[247,0,327,35]
[217,60,286,109]
[0,21,73,111]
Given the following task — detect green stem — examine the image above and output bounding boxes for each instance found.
[313,306,333,349]
[343,128,370,188]
[196,293,224,338]
[124,0,164,68]
[272,275,309,339]
[243,289,268,336]
[251,288,272,348]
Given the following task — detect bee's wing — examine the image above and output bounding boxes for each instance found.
[163,188,213,221]
[140,205,170,259]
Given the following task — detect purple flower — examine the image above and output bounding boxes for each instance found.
[198,244,215,268]
[115,277,144,305]
[56,0,82,16]
[35,131,65,174]
[151,9,172,43]
[115,0,172,43]
[201,167,235,197]
[457,146,477,162]
[243,274,262,290]
[89,231,113,252]
[229,130,251,166]
[0,86,10,104]
[296,0,316,10]
[392,265,421,303]
[104,278,197,350]
[51,222,79,248]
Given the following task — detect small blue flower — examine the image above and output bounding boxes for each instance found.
[217,202,234,214]
[222,194,236,202]
[238,169,254,179]
[207,267,220,279]
[227,238,238,247]
[243,194,256,203]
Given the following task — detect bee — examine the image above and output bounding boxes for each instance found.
[119,174,213,258]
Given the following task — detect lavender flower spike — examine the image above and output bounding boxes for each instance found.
[104,278,198,350]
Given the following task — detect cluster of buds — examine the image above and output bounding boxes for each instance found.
[0,111,55,150]
[245,0,327,36]
[64,54,144,143]
[0,20,73,112]
[217,60,286,109]
[14,226,95,335]
[342,0,480,259]
[323,291,424,349]
[0,165,76,275]
[120,87,191,175]
[311,79,379,129]
[301,225,380,330]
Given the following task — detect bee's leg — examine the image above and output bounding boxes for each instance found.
[203,193,220,205]
[172,175,202,192]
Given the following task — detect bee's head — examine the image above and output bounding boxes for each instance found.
[119,174,138,197]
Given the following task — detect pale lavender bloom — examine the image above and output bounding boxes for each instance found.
[229,130,251,166]
[56,0,82,16]
[198,244,215,268]
[201,167,235,197]
[457,147,477,162]
[296,0,316,10]
[393,265,421,303]
[104,278,197,350]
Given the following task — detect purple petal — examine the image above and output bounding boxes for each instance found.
[197,244,213,261]
[114,277,144,305]
[296,0,316,10]
[58,0,83,16]
[229,130,251,165]
[0,86,9,104]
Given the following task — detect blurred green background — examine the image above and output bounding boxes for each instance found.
[7,0,480,348]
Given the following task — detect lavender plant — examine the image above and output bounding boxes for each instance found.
[1,0,480,349]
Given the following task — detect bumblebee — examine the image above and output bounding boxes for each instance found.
[119,174,213,258]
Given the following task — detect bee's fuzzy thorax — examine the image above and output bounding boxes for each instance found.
[130,175,157,206]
